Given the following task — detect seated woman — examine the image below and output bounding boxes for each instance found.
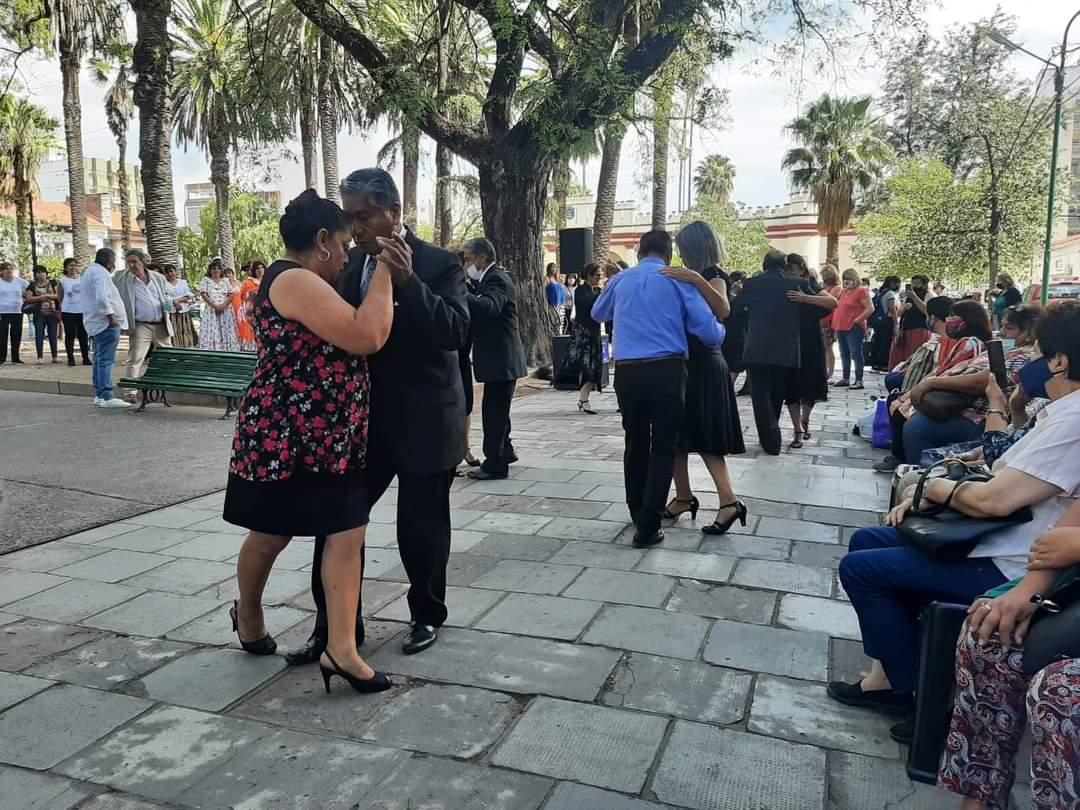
[223,190,401,695]
[829,302,1080,725]
[938,500,1080,810]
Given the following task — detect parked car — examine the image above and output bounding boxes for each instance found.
[1023,278,1080,305]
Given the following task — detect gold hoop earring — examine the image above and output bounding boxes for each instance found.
[318,248,331,263]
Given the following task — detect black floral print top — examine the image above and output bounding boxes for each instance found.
[229,260,369,481]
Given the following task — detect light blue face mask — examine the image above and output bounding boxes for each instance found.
[999,338,1016,352]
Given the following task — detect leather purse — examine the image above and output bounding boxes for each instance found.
[915,389,977,421]
[1022,572,1080,678]
[899,461,1033,559]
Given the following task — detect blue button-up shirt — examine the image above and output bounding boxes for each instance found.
[591,257,725,360]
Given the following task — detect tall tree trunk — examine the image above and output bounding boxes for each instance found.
[988,194,1001,287]
[434,144,453,247]
[433,0,452,246]
[209,128,235,270]
[132,0,179,267]
[12,160,29,272]
[318,33,340,204]
[60,49,90,267]
[552,156,570,233]
[826,232,839,267]
[592,119,625,264]
[651,74,674,231]
[299,95,319,190]
[116,128,131,251]
[478,148,553,365]
[401,123,419,227]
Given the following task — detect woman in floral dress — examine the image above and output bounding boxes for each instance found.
[198,261,241,351]
[223,190,403,695]
[236,261,265,351]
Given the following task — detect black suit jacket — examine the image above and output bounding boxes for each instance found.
[466,265,527,383]
[737,270,816,369]
[337,230,470,475]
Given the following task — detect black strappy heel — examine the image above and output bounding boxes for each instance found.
[664,496,700,521]
[230,600,277,656]
[701,501,749,536]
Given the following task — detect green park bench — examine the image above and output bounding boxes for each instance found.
[118,347,257,419]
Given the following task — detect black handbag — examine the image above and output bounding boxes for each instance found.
[1022,573,1080,678]
[915,389,977,421]
[899,461,1033,559]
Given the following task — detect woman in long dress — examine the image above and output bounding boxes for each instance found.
[236,262,264,351]
[559,263,604,413]
[224,190,400,694]
[661,221,747,535]
[783,253,833,449]
[198,261,241,351]
[163,265,199,348]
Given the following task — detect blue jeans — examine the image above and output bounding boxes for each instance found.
[836,328,865,382]
[902,412,984,465]
[91,325,121,400]
[838,527,1006,693]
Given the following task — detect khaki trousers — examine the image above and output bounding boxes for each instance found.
[126,321,172,379]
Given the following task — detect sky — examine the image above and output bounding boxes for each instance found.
[8,0,1071,223]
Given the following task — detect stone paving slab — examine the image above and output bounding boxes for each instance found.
[0,619,108,672]
[548,539,644,570]
[25,636,192,690]
[127,648,286,711]
[0,541,108,572]
[703,619,829,680]
[165,602,307,646]
[492,697,668,792]
[652,722,827,810]
[778,594,862,640]
[119,557,234,595]
[827,751,956,809]
[88,526,204,553]
[748,676,900,759]
[698,532,790,561]
[364,756,552,810]
[583,605,710,660]
[474,593,602,639]
[635,549,736,582]
[0,670,53,711]
[3,579,144,624]
[82,592,220,637]
[57,705,270,802]
[0,764,100,809]
[563,567,675,608]
[665,581,777,625]
[602,653,752,724]
[377,585,505,627]
[0,683,149,769]
[471,560,584,595]
[0,568,69,606]
[174,728,408,809]
[730,558,833,596]
[51,549,172,583]
[544,783,675,810]
[470,533,566,562]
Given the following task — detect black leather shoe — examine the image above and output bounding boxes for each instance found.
[507,451,519,464]
[632,528,665,548]
[889,717,913,744]
[402,624,438,655]
[827,680,913,715]
[467,469,508,481]
[284,618,364,667]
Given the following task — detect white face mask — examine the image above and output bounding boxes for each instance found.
[466,264,482,281]
[843,279,857,289]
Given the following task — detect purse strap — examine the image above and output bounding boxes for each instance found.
[910,460,992,517]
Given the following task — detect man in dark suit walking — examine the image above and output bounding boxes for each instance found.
[286,168,470,664]
[461,238,527,481]
[736,248,818,456]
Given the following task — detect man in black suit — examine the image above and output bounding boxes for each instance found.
[461,238,527,481]
[736,248,817,456]
[286,168,470,664]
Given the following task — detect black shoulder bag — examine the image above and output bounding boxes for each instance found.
[898,461,1033,559]
[1022,571,1080,679]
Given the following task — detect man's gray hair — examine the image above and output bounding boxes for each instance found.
[340,168,401,208]
[675,220,725,273]
[463,237,497,264]
[125,248,149,264]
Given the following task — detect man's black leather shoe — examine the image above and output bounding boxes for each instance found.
[632,528,665,548]
[467,469,508,481]
[402,623,438,655]
[283,619,364,666]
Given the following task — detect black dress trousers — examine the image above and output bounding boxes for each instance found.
[746,364,788,456]
[480,379,516,475]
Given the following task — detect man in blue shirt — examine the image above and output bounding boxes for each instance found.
[592,229,725,547]
[545,264,566,333]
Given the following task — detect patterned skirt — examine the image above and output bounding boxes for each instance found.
[169,312,199,348]
[559,322,603,388]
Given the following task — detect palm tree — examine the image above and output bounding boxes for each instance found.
[694,154,736,203]
[173,0,286,270]
[781,94,893,266]
[131,0,179,266]
[0,95,61,271]
[91,44,135,250]
[651,65,676,230]
[42,0,124,267]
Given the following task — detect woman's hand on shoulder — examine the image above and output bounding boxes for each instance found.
[1029,527,1080,571]
[661,267,703,287]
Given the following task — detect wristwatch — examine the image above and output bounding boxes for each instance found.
[987,409,1009,420]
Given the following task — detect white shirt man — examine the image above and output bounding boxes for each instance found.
[81,250,130,408]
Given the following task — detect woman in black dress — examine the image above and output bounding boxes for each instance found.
[661,221,747,535]
[559,263,604,413]
[224,190,401,694]
[722,270,748,392]
[783,253,837,449]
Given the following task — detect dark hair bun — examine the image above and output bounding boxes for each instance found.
[279,190,349,252]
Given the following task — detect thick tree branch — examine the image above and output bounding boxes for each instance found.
[290,0,490,162]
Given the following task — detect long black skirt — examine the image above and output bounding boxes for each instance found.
[560,321,603,389]
[680,339,745,456]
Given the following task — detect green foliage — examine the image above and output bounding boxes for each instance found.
[682,198,769,276]
[180,191,282,275]
[695,154,736,203]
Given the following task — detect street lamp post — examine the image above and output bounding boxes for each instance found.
[990,11,1080,307]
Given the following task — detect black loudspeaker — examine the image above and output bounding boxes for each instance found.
[559,228,593,277]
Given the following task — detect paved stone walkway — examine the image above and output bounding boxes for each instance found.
[0,382,972,809]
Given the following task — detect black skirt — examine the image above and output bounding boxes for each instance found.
[560,321,603,389]
[785,320,829,405]
[223,467,369,537]
[680,338,745,456]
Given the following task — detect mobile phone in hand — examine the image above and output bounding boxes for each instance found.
[987,339,1008,390]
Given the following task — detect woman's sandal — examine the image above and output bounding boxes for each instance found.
[663,496,699,521]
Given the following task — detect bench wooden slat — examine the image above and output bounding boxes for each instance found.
[118,347,257,416]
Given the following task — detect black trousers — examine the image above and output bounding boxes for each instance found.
[746,363,788,456]
[613,358,686,535]
[62,312,90,363]
[887,392,907,461]
[310,457,454,630]
[870,320,895,369]
[0,314,23,363]
[480,379,516,475]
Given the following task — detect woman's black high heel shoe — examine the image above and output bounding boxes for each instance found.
[701,501,748,536]
[664,496,700,521]
[320,649,393,694]
[230,600,277,656]
[577,400,597,415]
